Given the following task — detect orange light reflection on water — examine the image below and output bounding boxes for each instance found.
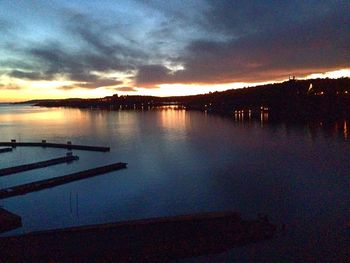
[159,106,187,132]
[344,121,348,140]
[0,109,65,123]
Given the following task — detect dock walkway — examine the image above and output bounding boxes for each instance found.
[0,155,79,177]
[0,162,127,199]
[0,147,12,154]
[0,141,110,152]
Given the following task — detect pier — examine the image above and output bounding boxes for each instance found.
[0,211,276,261]
[0,140,110,152]
[0,162,127,199]
[0,147,13,154]
[0,155,79,177]
[0,208,22,233]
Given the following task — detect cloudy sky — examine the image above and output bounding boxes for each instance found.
[0,0,349,101]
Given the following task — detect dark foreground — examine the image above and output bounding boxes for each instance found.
[0,212,276,262]
[0,208,22,233]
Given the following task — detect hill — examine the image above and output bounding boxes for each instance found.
[33,77,350,120]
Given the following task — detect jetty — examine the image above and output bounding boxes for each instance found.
[0,211,276,261]
[0,147,13,154]
[0,155,79,177]
[0,162,127,199]
[0,208,22,233]
[0,140,110,152]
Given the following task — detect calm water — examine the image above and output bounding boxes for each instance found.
[0,104,349,262]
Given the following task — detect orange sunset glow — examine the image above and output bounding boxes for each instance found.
[1,69,349,102]
[1,0,349,102]
[1,1,350,262]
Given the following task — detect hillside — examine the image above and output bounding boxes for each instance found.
[33,78,350,120]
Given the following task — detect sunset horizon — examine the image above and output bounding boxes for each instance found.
[1,1,349,102]
[1,69,350,103]
[1,1,350,261]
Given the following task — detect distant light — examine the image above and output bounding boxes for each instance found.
[307,83,313,94]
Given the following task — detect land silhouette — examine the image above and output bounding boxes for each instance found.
[22,77,350,121]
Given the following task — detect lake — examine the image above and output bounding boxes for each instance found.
[0,104,349,262]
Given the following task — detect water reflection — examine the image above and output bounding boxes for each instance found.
[306,120,350,140]
[0,108,65,123]
[159,107,187,131]
[231,108,350,141]
[260,112,269,127]
[234,110,251,122]
[344,121,348,140]
[233,108,269,126]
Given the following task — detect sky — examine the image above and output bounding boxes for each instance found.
[0,0,349,102]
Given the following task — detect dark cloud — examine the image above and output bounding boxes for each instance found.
[0,19,9,32]
[66,13,147,60]
[0,84,21,90]
[9,70,44,80]
[58,78,122,90]
[27,41,128,84]
[136,0,350,86]
[0,18,14,35]
[1,59,39,71]
[114,86,138,92]
[203,1,320,36]
[6,13,145,89]
[136,65,172,86]
[76,78,122,89]
[57,85,76,91]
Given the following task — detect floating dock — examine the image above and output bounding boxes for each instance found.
[0,208,22,234]
[0,147,13,154]
[0,162,127,199]
[0,211,276,261]
[0,155,79,177]
[0,140,110,152]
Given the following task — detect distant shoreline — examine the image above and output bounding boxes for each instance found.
[14,77,350,121]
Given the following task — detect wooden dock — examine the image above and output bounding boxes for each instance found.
[0,162,127,199]
[0,211,276,261]
[0,147,12,154]
[0,208,22,234]
[0,155,79,177]
[0,140,110,152]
